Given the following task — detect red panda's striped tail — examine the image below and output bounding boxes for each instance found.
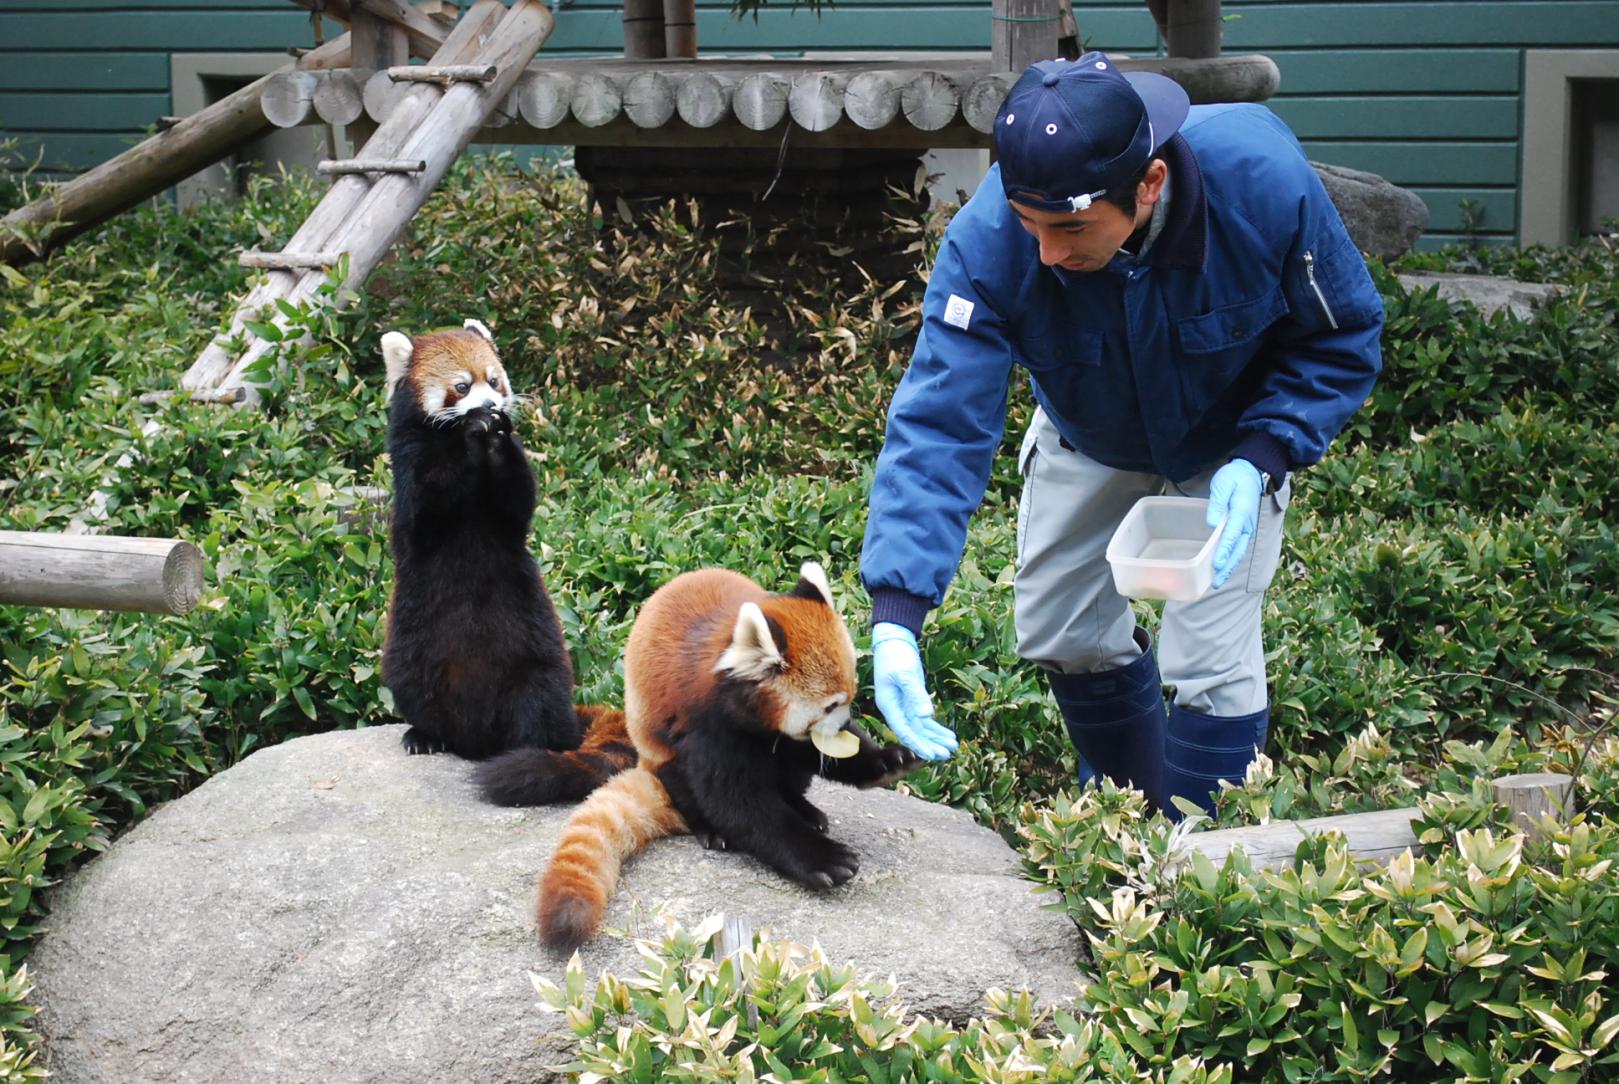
[537,767,686,950]
[475,706,635,806]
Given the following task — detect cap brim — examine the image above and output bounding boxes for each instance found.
[1122,71,1190,153]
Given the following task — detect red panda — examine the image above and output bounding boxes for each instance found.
[379,320,582,761]
[533,562,921,952]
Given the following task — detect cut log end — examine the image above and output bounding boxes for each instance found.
[163,542,206,615]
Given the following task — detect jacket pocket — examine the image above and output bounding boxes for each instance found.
[1015,328,1104,373]
[1174,287,1288,355]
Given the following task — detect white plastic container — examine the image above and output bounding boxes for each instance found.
[1105,496,1225,602]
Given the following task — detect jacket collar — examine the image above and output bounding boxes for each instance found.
[1151,132,1206,271]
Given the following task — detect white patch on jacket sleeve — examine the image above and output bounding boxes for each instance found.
[943,294,974,330]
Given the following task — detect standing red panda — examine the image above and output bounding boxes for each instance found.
[379,319,582,761]
[532,562,922,952]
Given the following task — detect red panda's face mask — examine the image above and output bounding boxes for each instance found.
[380,319,514,426]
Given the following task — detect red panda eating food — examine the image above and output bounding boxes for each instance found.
[379,319,582,761]
[524,562,922,951]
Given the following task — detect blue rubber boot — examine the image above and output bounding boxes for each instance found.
[1047,633,1166,811]
[1163,703,1269,818]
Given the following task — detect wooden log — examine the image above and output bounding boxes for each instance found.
[238,250,343,269]
[844,71,901,130]
[1166,0,1221,59]
[733,72,789,131]
[313,68,369,126]
[992,0,1058,73]
[183,0,508,393]
[788,71,847,133]
[1492,773,1575,840]
[570,72,623,128]
[262,71,322,128]
[623,0,665,59]
[289,0,450,62]
[900,70,959,131]
[962,70,1015,133]
[663,0,697,59]
[0,531,204,615]
[388,63,498,84]
[211,0,555,398]
[0,33,351,267]
[515,70,572,128]
[623,70,676,128]
[1183,807,1421,871]
[675,71,736,129]
[318,156,428,174]
[363,68,404,122]
[1120,54,1281,104]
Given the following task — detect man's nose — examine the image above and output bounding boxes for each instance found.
[1036,228,1069,266]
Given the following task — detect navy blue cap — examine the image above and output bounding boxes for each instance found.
[994,52,1190,213]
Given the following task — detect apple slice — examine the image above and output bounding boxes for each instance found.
[810,728,860,759]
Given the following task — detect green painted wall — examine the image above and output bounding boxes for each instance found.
[1075,0,1619,247]
[2,0,1617,247]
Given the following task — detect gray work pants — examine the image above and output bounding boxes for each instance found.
[1013,407,1290,716]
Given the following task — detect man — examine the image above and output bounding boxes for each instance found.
[860,53,1383,815]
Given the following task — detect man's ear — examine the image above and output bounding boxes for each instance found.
[1138,158,1169,209]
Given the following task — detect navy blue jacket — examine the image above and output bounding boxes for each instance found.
[861,103,1385,634]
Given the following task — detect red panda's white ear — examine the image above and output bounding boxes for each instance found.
[715,601,785,680]
[791,562,834,607]
[381,332,413,394]
[463,318,495,345]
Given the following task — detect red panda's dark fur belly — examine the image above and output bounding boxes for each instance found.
[382,395,579,760]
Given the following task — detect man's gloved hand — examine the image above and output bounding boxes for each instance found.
[1207,459,1264,589]
[871,622,957,761]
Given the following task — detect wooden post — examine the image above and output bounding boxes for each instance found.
[350,8,409,72]
[663,0,697,59]
[0,34,351,266]
[991,0,1058,73]
[1166,0,1221,59]
[0,531,204,615]
[1181,807,1421,871]
[623,0,666,59]
[1491,773,1575,841]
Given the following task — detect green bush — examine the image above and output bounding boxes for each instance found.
[536,917,1233,1082]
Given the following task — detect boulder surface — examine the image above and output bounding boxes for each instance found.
[32,725,1081,1083]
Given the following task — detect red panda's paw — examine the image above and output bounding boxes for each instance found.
[783,836,860,889]
[400,726,447,756]
[876,743,925,784]
[695,828,729,851]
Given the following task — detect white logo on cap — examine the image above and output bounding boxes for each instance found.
[1005,113,1015,124]
[1095,60,1107,69]
[943,294,974,330]
[1045,123,1058,135]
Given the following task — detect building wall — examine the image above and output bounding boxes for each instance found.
[3,0,1618,247]
[1075,0,1619,247]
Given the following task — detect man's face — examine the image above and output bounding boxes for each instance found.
[1007,160,1166,273]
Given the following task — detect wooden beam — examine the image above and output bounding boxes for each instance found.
[1183,807,1421,870]
[287,0,450,62]
[0,531,204,615]
[623,0,665,59]
[663,0,697,59]
[1492,773,1574,841]
[350,7,409,72]
[0,34,351,266]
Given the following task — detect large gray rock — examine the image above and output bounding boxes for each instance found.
[1312,161,1430,261]
[1395,270,1563,321]
[31,725,1081,1083]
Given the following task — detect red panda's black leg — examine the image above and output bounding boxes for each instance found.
[782,789,830,833]
[675,735,859,889]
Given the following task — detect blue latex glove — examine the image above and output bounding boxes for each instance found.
[1206,459,1264,589]
[871,622,957,761]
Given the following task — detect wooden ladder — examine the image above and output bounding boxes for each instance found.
[182,0,554,405]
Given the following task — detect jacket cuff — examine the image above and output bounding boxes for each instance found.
[869,588,931,637]
[1230,432,1290,485]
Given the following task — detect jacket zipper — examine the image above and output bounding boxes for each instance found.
[1303,251,1339,329]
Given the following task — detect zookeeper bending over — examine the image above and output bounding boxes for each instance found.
[860,54,1384,816]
